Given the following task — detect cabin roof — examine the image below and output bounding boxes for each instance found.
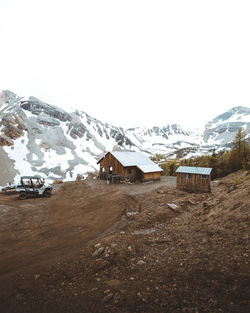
[176,166,212,175]
[98,151,163,173]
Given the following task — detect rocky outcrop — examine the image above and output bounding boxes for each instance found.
[0,146,18,185]
[0,134,14,146]
[68,121,88,139]
[37,113,61,126]
[20,97,72,122]
[0,113,24,141]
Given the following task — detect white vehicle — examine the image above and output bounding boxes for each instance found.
[15,176,53,200]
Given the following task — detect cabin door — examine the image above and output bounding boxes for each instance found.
[136,169,144,182]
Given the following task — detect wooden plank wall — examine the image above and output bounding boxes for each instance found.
[143,172,161,182]
[99,153,139,180]
[99,153,125,177]
[176,173,211,192]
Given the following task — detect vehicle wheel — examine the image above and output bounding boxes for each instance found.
[43,190,51,198]
[19,192,28,200]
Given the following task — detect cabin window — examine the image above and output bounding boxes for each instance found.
[185,173,190,180]
[102,168,105,172]
[201,175,207,179]
[128,169,132,174]
[109,166,113,174]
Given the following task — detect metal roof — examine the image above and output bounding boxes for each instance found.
[137,164,163,173]
[106,151,163,173]
[176,166,212,175]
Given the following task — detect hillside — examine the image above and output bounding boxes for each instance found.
[0,171,249,313]
[0,90,249,185]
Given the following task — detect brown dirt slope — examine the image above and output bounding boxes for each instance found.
[0,172,249,313]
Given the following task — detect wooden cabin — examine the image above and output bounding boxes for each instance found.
[97,151,163,182]
[176,166,212,193]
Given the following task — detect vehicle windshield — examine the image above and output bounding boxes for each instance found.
[21,178,44,187]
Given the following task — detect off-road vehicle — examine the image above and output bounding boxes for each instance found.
[16,176,53,200]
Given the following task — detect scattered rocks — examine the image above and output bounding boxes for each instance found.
[137,260,146,265]
[92,247,105,258]
[157,190,164,194]
[126,211,138,217]
[34,274,40,280]
[167,203,179,212]
[132,228,156,235]
[202,202,210,209]
[211,180,221,187]
[101,293,113,303]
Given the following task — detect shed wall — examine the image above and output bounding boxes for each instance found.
[176,173,211,193]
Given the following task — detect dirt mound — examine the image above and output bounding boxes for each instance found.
[0,173,249,313]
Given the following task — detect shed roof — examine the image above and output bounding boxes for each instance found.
[176,166,212,175]
[99,151,163,173]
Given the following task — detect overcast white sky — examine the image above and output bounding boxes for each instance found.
[0,0,250,129]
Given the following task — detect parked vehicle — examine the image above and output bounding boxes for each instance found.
[15,176,53,200]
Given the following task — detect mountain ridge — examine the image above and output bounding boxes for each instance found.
[0,90,249,185]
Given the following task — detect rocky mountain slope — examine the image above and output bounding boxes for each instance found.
[0,90,249,185]
[203,106,250,146]
[0,90,135,184]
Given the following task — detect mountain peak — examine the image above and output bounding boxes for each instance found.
[213,106,250,123]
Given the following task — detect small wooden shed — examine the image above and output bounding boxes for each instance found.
[97,151,163,182]
[176,166,212,193]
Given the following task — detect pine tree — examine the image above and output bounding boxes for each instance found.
[233,128,246,159]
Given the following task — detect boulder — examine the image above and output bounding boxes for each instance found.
[92,247,105,258]
[167,203,179,212]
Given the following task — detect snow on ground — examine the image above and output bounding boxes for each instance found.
[41,146,73,171]
[65,164,91,181]
[224,112,249,123]
[3,132,44,183]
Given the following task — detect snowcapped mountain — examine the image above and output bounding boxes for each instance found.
[203,106,250,146]
[0,90,249,186]
[126,125,202,156]
[0,90,135,185]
